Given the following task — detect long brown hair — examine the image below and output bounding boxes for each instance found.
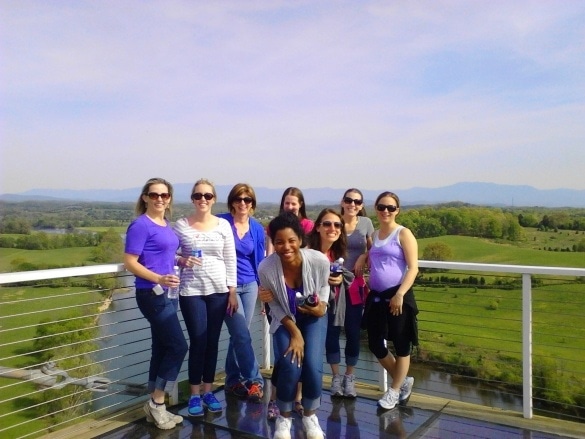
[279,187,309,220]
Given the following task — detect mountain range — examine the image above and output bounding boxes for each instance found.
[1,182,584,208]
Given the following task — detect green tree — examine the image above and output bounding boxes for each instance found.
[422,241,454,261]
[91,228,123,263]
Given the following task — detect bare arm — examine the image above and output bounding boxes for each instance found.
[123,253,178,289]
[390,228,419,315]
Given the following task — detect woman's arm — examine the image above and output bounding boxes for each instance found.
[390,227,419,315]
[123,253,178,289]
[280,316,304,366]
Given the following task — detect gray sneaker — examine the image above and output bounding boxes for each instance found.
[143,401,176,430]
[330,374,343,397]
[399,376,414,402]
[144,401,183,424]
[378,387,399,410]
[343,374,357,398]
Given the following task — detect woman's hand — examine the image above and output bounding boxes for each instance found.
[389,293,404,316]
[158,273,180,289]
[297,300,328,318]
[285,332,305,367]
[328,274,343,286]
[354,253,368,277]
[258,285,274,302]
[226,288,238,316]
[181,255,202,268]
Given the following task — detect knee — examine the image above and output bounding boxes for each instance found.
[368,339,387,359]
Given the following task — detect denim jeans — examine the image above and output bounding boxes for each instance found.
[224,282,264,387]
[180,293,227,385]
[272,312,327,412]
[325,291,363,367]
[135,289,188,393]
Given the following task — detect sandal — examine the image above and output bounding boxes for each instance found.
[294,400,304,417]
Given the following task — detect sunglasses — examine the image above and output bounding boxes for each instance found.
[191,192,214,201]
[147,192,171,200]
[343,197,363,206]
[376,204,398,212]
[320,220,343,229]
[234,196,254,204]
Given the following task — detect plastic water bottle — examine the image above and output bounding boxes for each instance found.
[191,247,203,271]
[330,257,344,277]
[167,265,180,299]
[295,291,319,307]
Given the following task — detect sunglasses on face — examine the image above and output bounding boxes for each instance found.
[376,204,398,212]
[343,196,363,206]
[234,197,254,204]
[320,220,343,229]
[147,192,171,200]
[191,192,214,201]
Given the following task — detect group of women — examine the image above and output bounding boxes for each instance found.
[124,178,419,439]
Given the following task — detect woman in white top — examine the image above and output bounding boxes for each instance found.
[173,178,237,417]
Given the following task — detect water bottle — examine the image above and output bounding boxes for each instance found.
[167,265,180,299]
[295,291,319,307]
[330,257,344,277]
[191,247,203,271]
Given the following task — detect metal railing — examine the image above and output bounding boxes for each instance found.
[1,261,584,438]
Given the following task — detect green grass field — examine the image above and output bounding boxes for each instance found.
[0,247,99,273]
[418,235,585,268]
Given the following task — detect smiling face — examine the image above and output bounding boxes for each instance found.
[316,212,343,247]
[191,183,215,213]
[142,183,171,216]
[375,195,399,224]
[272,227,302,264]
[341,190,364,217]
[283,195,301,216]
[231,192,253,217]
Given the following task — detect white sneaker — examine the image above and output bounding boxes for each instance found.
[302,413,324,439]
[343,374,357,398]
[378,387,399,410]
[274,415,292,439]
[399,376,414,402]
[143,401,176,430]
[330,373,343,396]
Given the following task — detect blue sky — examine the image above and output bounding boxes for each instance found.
[1,1,584,194]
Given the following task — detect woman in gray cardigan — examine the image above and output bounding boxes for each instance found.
[258,212,330,439]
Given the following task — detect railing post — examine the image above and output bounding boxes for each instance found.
[261,313,272,370]
[378,340,388,391]
[522,273,533,419]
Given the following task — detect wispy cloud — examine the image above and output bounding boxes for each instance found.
[1,0,584,193]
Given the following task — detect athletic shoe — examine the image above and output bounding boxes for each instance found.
[330,373,343,397]
[343,374,357,398]
[378,387,399,410]
[188,395,203,417]
[143,401,183,424]
[202,391,222,413]
[267,400,280,421]
[226,381,249,398]
[247,382,264,403]
[302,413,325,439]
[143,401,176,429]
[399,376,414,402]
[274,415,292,439]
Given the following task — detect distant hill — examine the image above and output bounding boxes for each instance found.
[1,182,584,208]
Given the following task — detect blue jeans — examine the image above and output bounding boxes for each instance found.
[180,293,227,385]
[325,291,363,367]
[135,289,188,393]
[224,282,264,387]
[273,312,327,412]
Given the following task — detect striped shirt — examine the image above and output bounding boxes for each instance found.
[173,216,237,296]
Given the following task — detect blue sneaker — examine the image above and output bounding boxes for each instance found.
[202,391,222,413]
[188,395,203,417]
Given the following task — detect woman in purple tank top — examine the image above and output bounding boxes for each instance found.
[364,191,419,412]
